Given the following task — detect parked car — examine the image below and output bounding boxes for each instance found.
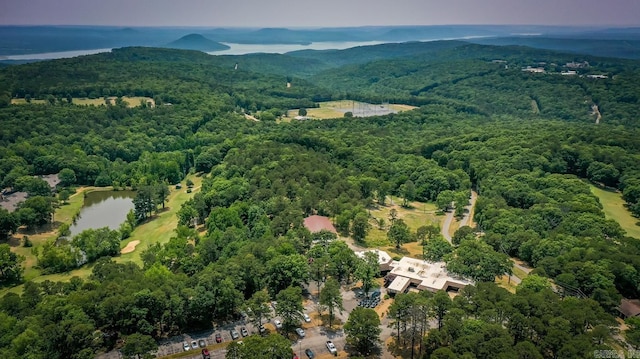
[326,341,337,355]
[295,327,305,338]
[305,348,316,358]
[259,324,266,334]
[302,313,311,323]
[201,348,211,359]
[198,339,206,348]
[241,327,249,337]
[191,340,198,350]
[274,319,283,329]
[215,333,222,343]
[230,329,240,340]
[183,342,190,351]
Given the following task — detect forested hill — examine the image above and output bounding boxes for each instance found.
[1,41,640,358]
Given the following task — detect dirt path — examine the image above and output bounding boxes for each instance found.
[120,240,140,254]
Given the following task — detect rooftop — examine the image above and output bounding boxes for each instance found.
[355,249,393,265]
[303,215,337,234]
[387,256,473,293]
[619,298,640,318]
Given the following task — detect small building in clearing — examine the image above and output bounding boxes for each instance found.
[385,256,473,295]
[303,215,337,234]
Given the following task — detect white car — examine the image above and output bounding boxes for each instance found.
[182,342,190,351]
[302,313,311,323]
[326,341,337,355]
[274,319,283,329]
[295,328,306,338]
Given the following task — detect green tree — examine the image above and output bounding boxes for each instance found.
[436,190,455,211]
[246,289,272,328]
[356,251,379,298]
[400,179,416,207]
[0,209,18,240]
[517,274,551,293]
[327,240,358,284]
[344,307,381,356]
[298,108,307,116]
[155,183,170,209]
[121,333,157,359]
[351,212,370,243]
[265,254,309,296]
[239,333,293,358]
[58,168,77,187]
[319,278,343,328]
[452,226,475,246]
[134,185,155,222]
[0,244,24,283]
[388,219,411,249]
[446,240,513,282]
[275,286,304,330]
[431,290,451,330]
[423,236,453,262]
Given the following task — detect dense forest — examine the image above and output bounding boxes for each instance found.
[0,41,640,358]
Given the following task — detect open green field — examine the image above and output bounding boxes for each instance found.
[286,100,417,120]
[115,174,203,266]
[11,96,154,108]
[590,184,640,239]
[366,196,440,257]
[1,175,202,296]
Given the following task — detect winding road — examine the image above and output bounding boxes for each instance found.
[441,190,478,243]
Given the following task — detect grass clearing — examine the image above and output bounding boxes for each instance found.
[1,176,201,296]
[115,174,203,266]
[11,96,154,108]
[286,100,417,120]
[366,197,439,255]
[590,184,640,239]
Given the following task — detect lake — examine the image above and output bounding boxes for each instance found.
[69,190,135,237]
[0,36,492,60]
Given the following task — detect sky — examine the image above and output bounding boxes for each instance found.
[1,0,639,27]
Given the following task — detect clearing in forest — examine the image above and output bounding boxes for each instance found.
[366,196,441,258]
[11,96,154,108]
[286,100,417,120]
[590,184,640,239]
[1,175,202,296]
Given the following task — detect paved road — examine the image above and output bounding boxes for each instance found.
[441,210,454,243]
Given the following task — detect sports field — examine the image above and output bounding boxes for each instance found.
[286,100,417,120]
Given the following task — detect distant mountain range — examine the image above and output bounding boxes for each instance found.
[164,34,230,51]
[0,25,639,59]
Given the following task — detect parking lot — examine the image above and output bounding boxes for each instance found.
[97,284,392,359]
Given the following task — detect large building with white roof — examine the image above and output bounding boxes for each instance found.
[384,256,473,294]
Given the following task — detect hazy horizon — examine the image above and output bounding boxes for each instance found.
[2,0,639,28]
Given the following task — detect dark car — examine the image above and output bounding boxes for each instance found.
[198,339,206,348]
[201,348,211,359]
[305,348,315,358]
[215,333,222,343]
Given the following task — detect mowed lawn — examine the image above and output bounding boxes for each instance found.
[1,175,202,296]
[11,96,154,108]
[115,174,203,266]
[366,196,441,258]
[590,184,640,239]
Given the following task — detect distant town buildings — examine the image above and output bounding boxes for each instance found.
[565,61,589,69]
[587,74,608,79]
[561,70,578,76]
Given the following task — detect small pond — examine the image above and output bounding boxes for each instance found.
[69,190,135,237]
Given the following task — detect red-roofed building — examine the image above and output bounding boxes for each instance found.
[303,215,337,234]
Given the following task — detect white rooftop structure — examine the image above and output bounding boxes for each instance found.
[355,249,394,272]
[385,257,473,294]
